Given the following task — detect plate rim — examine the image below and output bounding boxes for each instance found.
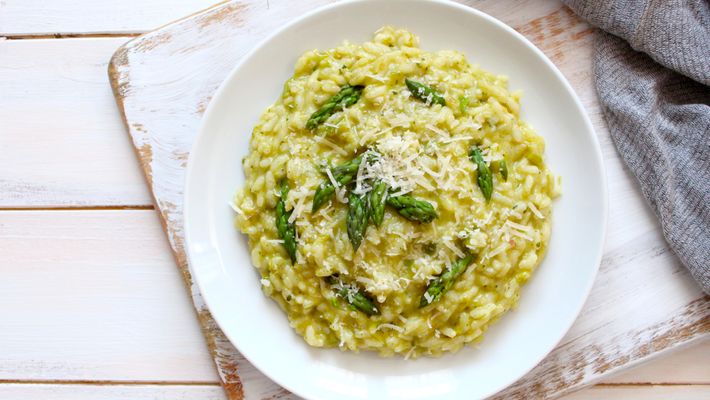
[184,0,609,398]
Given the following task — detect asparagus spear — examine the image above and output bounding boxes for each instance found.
[368,180,387,226]
[275,179,297,263]
[405,78,446,106]
[386,195,438,223]
[326,276,379,316]
[306,85,364,130]
[420,254,475,307]
[347,192,369,250]
[469,147,493,201]
[312,155,364,212]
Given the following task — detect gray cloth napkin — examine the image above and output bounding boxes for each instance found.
[561,0,710,293]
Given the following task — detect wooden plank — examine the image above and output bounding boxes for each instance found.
[0,0,217,36]
[0,383,706,400]
[0,0,560,37]
[0,38,152,207]
[0,383,227,399]
[0,210,216,382]
[607,339,710,384]
[561,385,710,400]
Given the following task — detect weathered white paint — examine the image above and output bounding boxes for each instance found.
[562,385,710,400]
[0,0,560,37]
[0,384,227,400]
[109,1,709,399]
[0,0,218,36]
[606,338,710,384]
[0,210,216,382]
[0,383,707,400]
[0,38,152,207]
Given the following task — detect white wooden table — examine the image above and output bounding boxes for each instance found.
[0,1,708,399]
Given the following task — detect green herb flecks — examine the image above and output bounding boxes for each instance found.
[420,254,475,307]
[306,85,364,130]
[405,79,446,106]
[386,195,438,223]
[469,147,493,201]
[422,242,437,255]
[368,180,388,226]
[458,95,470,113]
[499,159,508,181]
[347,192,370,250]
[275,179,297,263]
[326,275,379,316]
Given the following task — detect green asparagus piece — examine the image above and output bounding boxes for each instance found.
[420,254,475,307]
[368,180,387,226]
[500,159,508,181]
[326,276,379,316]
[312,155,364,212]
[405,78,446,106]
[311,182,336,213]
[275,179,297,263]
[347,192,369,250]
[469,147,493,201]
[306,85,364,130]
[386,195,438,223]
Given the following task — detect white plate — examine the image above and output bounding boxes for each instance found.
[184,1,607,399]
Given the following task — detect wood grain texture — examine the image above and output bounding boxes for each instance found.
[107,1,710,399]
[0,0,567,36]
[0,38,152,207]
[606,338,710,384]
[562,385,710,400]
[0,0,217,36]
[0,383,226,399]
[0,210,216,382]
[0,383,707,400]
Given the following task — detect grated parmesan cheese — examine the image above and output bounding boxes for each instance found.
[506,220,533,233]
[440,135,474,144]
[288,192,307,224]
[487,243,507,259]
[314,135,347,156]
[423,292,433,304]
[229,201,244,215]
[404,346,416,360]
[509,228,533,242]
[376,323,404,333]
[528,201,545,219]
[442,236,465,258]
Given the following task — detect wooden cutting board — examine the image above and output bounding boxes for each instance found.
[108,1,709,398]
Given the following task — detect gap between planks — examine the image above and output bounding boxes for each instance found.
[0,380,705,389]
[1,33,141,40]
[596,383,710,387]
[0,205,155,211]
[0,380,218,387]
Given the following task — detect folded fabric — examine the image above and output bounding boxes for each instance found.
[561,0,710,293]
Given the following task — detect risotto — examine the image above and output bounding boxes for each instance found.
[232,27,560,358]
